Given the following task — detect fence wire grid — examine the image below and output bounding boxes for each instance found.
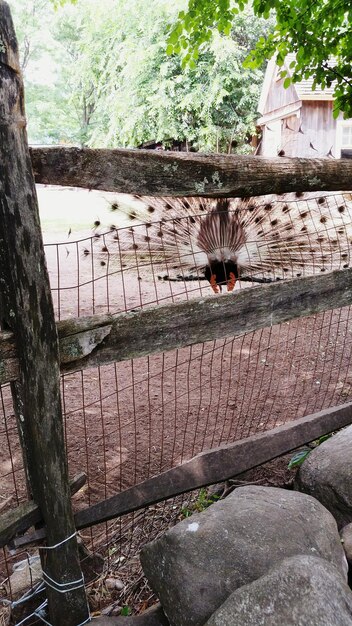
[1,190,352,620]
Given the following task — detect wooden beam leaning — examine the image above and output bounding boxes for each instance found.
[76,401,352,529]
[0,267,352,384]
[0,473,86,549]
[11,401,352,545]
[0,4,89,624]
[30,146,352,197]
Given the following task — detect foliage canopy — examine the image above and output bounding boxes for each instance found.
[10,0,270,151]
[168,0,352,118]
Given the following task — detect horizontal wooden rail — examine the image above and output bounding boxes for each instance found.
[7,401,352,545]
[0,473,86,549]
[30,147,352,197]
[1,267,352,385]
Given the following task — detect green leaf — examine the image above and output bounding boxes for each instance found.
[288,450,310,470]
[121,607,131,616]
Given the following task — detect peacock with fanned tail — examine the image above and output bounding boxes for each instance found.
[91,191,352,292]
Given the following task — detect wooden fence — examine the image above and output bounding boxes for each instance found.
[1,1,352,623]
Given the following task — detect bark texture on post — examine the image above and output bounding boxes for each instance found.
[0,4,89,625]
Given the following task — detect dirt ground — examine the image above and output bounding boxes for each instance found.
[1,216,352,614]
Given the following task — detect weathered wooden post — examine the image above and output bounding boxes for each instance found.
[0,3,90,625]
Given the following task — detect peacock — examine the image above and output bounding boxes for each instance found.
[90,191,352,292]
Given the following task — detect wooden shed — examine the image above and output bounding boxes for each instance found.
[257,55,352,159]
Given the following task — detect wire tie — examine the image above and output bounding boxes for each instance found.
[39,531,77,550]
[43,570,85,594]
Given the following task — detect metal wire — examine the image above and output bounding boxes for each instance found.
[1,191,352,617]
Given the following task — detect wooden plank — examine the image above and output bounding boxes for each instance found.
[0,473,86,549]
[0,267,351,384]
[75,402,352,530]
[30,146,352,197]
[0,5,89,624]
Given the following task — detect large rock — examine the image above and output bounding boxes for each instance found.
[205,555,352,626]
[296,425,352,528]
[141,486,347,626]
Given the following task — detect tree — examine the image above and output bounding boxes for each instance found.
[10,0,271,150]
[82,0,271,152]
[168,0,352,118]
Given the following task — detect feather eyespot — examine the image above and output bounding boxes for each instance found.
[264,203,272,211]
[296,191,304,198]
[101,246,109,252]
[248,205,255,212]
[157,231,163,237]
[144,236,151,242]
[320,216,327,223]
[129,211,137,220]
[301,226,307,232]
[148,206,155,213]
[342,253,348,258]
[100,261,106,267]
[282,205,289,213]
[318,197,325,204]
[338,206,345,213]
[110,202,119,211]
[300,212,308,219]
[189,216,196,224]
[270,219,278,226]
[94,220,101,227]
[132,244,139,250]
[343,264,349,268]
[165,203,173,211]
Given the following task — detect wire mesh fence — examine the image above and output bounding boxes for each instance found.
[1,190,352,619]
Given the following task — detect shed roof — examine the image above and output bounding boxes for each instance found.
[258,55,335,114]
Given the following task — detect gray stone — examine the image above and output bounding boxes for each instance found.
[341,523,352,563]
[296,425,352,528]
[141,486,347,626]
[205,555,352,626]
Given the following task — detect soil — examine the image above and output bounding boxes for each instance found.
[1,225,352,615]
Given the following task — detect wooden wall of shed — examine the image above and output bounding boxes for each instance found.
[263,75,299,114]
[300,101,337,157]
[259,101,341,158]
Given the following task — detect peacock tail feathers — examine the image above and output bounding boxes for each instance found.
[89,191,352,288]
